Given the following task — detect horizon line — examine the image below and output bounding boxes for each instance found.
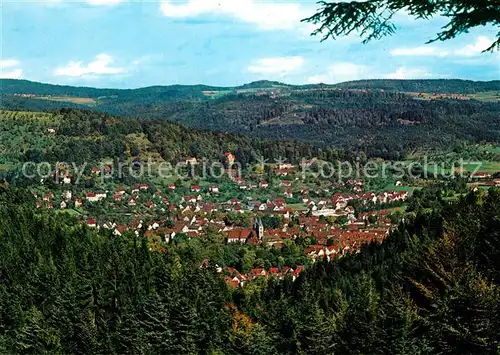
[1,77,499,92]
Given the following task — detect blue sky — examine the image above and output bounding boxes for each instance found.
[1,0,498,88]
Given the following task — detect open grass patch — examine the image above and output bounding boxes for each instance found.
[381,183,418,193]
[288,203,307,211]
[469,91,500,102]
[35,96,97,105]
[462,161,500,173]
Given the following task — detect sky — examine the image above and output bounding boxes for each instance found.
[1,0,499,88]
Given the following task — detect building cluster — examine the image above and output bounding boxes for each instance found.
[28,154,419,290]
[33,177,406,250]
[221,265,305,288]
[409,92,472,101]
[31,154,412,282]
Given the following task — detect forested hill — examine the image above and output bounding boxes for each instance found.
[2,79,499,159]
[0,79,226,102]
[3,87,499,160]
[0,79,289,101]
[1,184,499,354]
[0,108,341,172]
[2,78,498,98]
[333,79,500,93]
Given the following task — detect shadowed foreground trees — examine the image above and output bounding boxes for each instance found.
[0,186,499,354]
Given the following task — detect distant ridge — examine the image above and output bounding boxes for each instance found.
[1,78,498,161]
[1,78,498,98]
[332,79,500,94]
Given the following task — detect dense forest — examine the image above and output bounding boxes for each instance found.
[152,90,500,159]
[0,108,343,170]
[2,79,498,97]
[2,79,498,160]
[1,79,500,354]
[333,79,500,93]
[0,79,226,101]
[0,184,499,354]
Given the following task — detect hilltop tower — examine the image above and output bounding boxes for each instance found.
[224,152,236,169]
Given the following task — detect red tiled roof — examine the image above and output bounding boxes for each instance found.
[226,228,254,240]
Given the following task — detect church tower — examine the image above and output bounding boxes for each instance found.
[254,218,264,240]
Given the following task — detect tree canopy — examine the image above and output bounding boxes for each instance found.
[1,185,500,354]
[303,0,500,52]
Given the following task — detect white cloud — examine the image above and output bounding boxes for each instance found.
[307,63,432,84]
[87,0,123,5]
[0,59,23,79]
[0,69,23,79]
[307,62,370,84]
[160,0,306,30]
[386,67,431,79]
[1,59,20,69]
[54,54,125,77]
[455,36,494,56]
[247,56,304,76]
[391,36,496,57]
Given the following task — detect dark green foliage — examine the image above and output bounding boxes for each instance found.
[165,89,498,159]
[0,108,340,169]
[3,78,498,97]
[303,0,500,52]
[0,187,233,354]
[333,79,500,93]
[1,186,500,353]
[2,79,499,160]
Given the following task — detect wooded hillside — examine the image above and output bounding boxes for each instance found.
[2,79,499,160]
[1,185,499,354]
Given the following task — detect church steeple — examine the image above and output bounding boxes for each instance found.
[254,218,264,240]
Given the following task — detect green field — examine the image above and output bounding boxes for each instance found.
[35,96,97,105]
[381,183,418,193]
[423,161,500,175]
[207,90,233,99]
[463,161,500,173]
[288,203,307,211]
[469,91,500,102]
